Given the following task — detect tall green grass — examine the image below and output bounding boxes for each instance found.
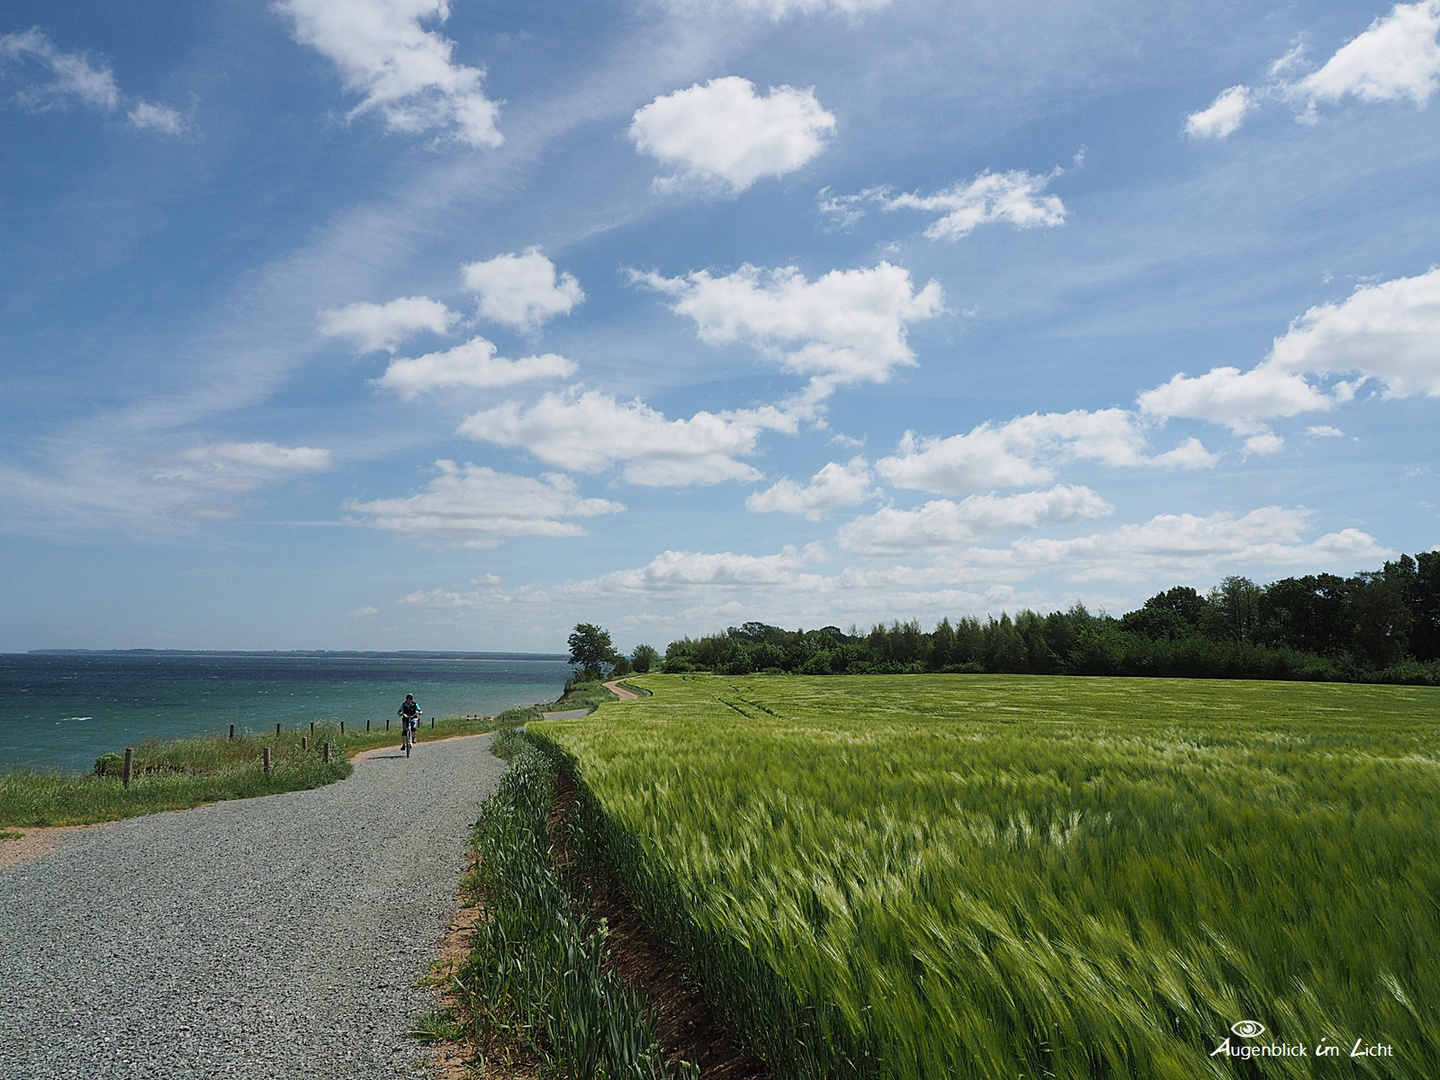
[535,674,1440,1080]
[453,740,685,1079]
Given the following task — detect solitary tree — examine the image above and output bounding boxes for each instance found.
[631,643,660,673]
[567,623,615,681]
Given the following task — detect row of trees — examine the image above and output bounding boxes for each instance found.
[635,552,1440,685]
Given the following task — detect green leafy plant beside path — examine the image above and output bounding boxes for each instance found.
[535,673,1440,1080]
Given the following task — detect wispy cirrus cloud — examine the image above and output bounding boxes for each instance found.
[820,168,1066,240]
[0,28,186,133]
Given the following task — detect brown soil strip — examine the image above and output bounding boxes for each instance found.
[0,820,119,871]
[548,770,769,1080]
[424,768,769,1080]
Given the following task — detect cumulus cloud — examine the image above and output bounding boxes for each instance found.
[1137,365,1339,433]
[1186,2,1440,137]
[376,338,575,399]
[839,485,1113,555]
[1268,268,1440,396]
[639,261,942,392]
[0,28,184,132]
[457,387,798,487]
[462,249,584,331]
[319,295,458,353]
[629,77,835,193]
[878,170,1067,241]
[961,506,1390,583]
[746,457,874,519]
[1185,85,1253,138]
[345,461,623,548]
[276,0,501,146]
[875,409,1217,496]
[1140,269,1440,439]
[1294,0,1440,107]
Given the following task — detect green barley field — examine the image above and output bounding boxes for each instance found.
[534,673,1440,1080]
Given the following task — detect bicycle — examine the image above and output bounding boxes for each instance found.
[400,709,421,757]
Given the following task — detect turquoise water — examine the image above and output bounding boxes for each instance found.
[1,651,570,774]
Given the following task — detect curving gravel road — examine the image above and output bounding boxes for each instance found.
[0,734,508,1080]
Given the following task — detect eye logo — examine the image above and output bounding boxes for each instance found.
[1231,1021,1266,1039]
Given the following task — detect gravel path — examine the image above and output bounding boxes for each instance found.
[0,734,508,1080]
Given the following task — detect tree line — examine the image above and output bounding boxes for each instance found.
[580,552,1440,686]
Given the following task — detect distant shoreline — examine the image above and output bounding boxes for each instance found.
[19,649,569,661]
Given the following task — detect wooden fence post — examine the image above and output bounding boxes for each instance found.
[340,720,345,733]
[366,719,370,732]
[263,747,272,776]
[430,717,434,729]
[229,724,235,740]
[122,747,133,788]
[276,722,281,737]
[310,721,315,735]
[322,742,331,763]
[301,736,308,752]
[386,716,391,731]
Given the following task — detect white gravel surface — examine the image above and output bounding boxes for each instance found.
[0,733,508,1080]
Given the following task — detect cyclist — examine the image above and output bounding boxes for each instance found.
[398,694,422,754]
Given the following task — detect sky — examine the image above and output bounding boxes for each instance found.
[2,0,1438,654]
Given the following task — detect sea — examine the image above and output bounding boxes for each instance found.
[0,651,572,775]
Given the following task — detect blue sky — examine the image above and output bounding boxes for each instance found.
[2,0,1438,653]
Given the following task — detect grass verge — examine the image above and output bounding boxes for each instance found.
[443,732,694,1079]
[0,709,524,829]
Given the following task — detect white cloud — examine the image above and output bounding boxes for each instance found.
[345,461,623,548]
[1294,0,1440,107]
[598,545,820,590]
[1306,425,1346,437]
[0,29,120,111]
[746,456,874,519]
[710,0,892,16]
[276,0,502,146]
[149,442,334,493]
[629,77,835,193]
[878,169,1066,241]
[875,409,1216,496]
[639,261,943,391]
[376,338,575,399]
[319,295,458,353]
[1186,2,1440,137]
[1268,268,1440,397]
[1137,365,1338,432]
[966,506,1390,583]
[1185,85,1253,138]
[1140,269,1440,437]
[1,29,186,134]
[462,249,584,331]
[458,387,798,487]
[1244,432,1286,456]
[126,101,187,134]
[839,485,1113,555]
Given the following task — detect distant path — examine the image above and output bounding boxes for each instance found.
[603,679,639,701]
[0,734,508,1080]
